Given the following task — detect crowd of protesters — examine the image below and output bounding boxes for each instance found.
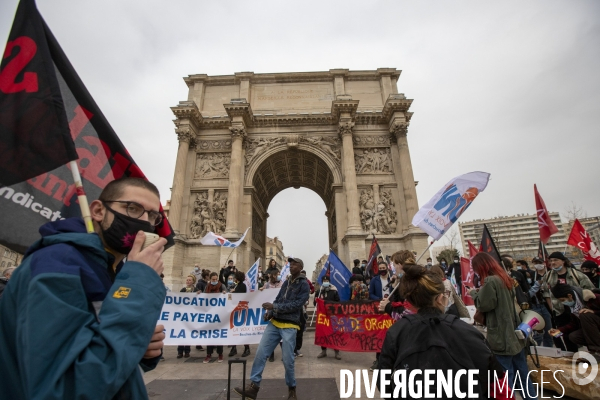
[3,205,600,400]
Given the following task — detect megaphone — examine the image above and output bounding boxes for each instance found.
[520,309,545,331]
[516,309,545,339]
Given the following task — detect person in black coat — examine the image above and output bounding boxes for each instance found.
[219,260,236,285]
[229,271,251,357]
[352,259,362,275]
[446,256,462,295]
[378,264,505,398]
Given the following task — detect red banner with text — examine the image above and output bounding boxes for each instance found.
[314,298,394,353]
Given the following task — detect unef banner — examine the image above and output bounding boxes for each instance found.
[412,171,490,240]
[160,289,279,345]
[314,299,393,352]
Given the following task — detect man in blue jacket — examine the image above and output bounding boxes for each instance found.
[369,261,391,300]
[235,257,310,400]
[0,177,168,400]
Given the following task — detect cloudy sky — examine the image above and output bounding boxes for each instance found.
[2,0,599,278]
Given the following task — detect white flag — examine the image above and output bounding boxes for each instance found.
[412,171,490,240]
[244,258,260,292]
[199,227,250,247]
[280,261,290,281]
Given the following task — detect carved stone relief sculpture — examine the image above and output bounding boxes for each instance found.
[196,139,232,152]
[354,148,392,174]
[189,191,228,238]
[359,187,397,234]
[195,153,231,179]
[376,188,397,234]
[302,136,341,164]
[245,137,285,167]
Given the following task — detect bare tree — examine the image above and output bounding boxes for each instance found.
[443,227,462,256]
[563,202,588,261]
[563,202,587,222]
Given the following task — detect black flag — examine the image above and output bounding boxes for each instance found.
[478,224,502,265]
[0,0,78,186]
[0,0,174,253]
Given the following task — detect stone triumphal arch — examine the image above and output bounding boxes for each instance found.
[163,69,427,288]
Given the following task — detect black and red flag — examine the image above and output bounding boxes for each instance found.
[537,240,550,264]
[478,224,502,265]
[366,235,382,277]
[0,0,174,253]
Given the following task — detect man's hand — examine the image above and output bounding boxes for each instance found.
[128,231,167,276]
[143,324,165,359]
[262,302,273,310]
[579,308,593,314]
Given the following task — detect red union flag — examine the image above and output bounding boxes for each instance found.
[567,219,600,264]
[467,240,479,258]
[534,184,558,244]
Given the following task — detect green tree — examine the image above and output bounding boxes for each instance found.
[436,249,460,265]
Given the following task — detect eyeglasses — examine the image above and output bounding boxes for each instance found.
[103,200,163,226]
[442,290,451,297]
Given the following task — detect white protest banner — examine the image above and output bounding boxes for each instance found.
[412,171,490,240]
[161,289,280,345]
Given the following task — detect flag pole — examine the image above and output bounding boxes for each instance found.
[415,240,435,263]
[69,161,94,234]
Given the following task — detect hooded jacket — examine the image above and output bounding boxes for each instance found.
[271,274,310,327]
[0,218,165,400]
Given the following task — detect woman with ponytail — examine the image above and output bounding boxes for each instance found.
[468,253,537,399]
[378,264,506,398]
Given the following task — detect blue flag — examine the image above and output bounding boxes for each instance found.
[318,251,352,301]
[244,258,260,292]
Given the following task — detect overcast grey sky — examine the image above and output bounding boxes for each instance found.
[2,1,599,278]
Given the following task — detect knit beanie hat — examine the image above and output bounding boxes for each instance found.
[548,252,566,261]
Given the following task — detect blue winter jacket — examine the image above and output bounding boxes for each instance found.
[369,275,384,300]
[0,218,165,400]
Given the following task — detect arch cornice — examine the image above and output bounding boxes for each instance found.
[244,142,343,187]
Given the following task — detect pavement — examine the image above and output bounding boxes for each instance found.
[144,331,375,399]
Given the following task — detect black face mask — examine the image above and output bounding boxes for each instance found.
[583,271,596,279]
[379,270,388,276]
[102,206,154,255]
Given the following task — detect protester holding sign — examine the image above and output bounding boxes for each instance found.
[177,275,197,358]
[203,272,226,363]
[0,178,167,400]
[229,271,251,358]
[315,275,341,360]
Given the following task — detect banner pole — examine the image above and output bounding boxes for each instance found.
[415,240,435,263]
[69,161,94,234]
[309,288,322,326]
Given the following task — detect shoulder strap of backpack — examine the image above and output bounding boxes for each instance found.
[569,267,581,285]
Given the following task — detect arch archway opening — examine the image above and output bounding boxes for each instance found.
[266,187,328,279]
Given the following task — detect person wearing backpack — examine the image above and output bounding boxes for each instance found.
[468,253,538,400]
[378,263,508,399]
